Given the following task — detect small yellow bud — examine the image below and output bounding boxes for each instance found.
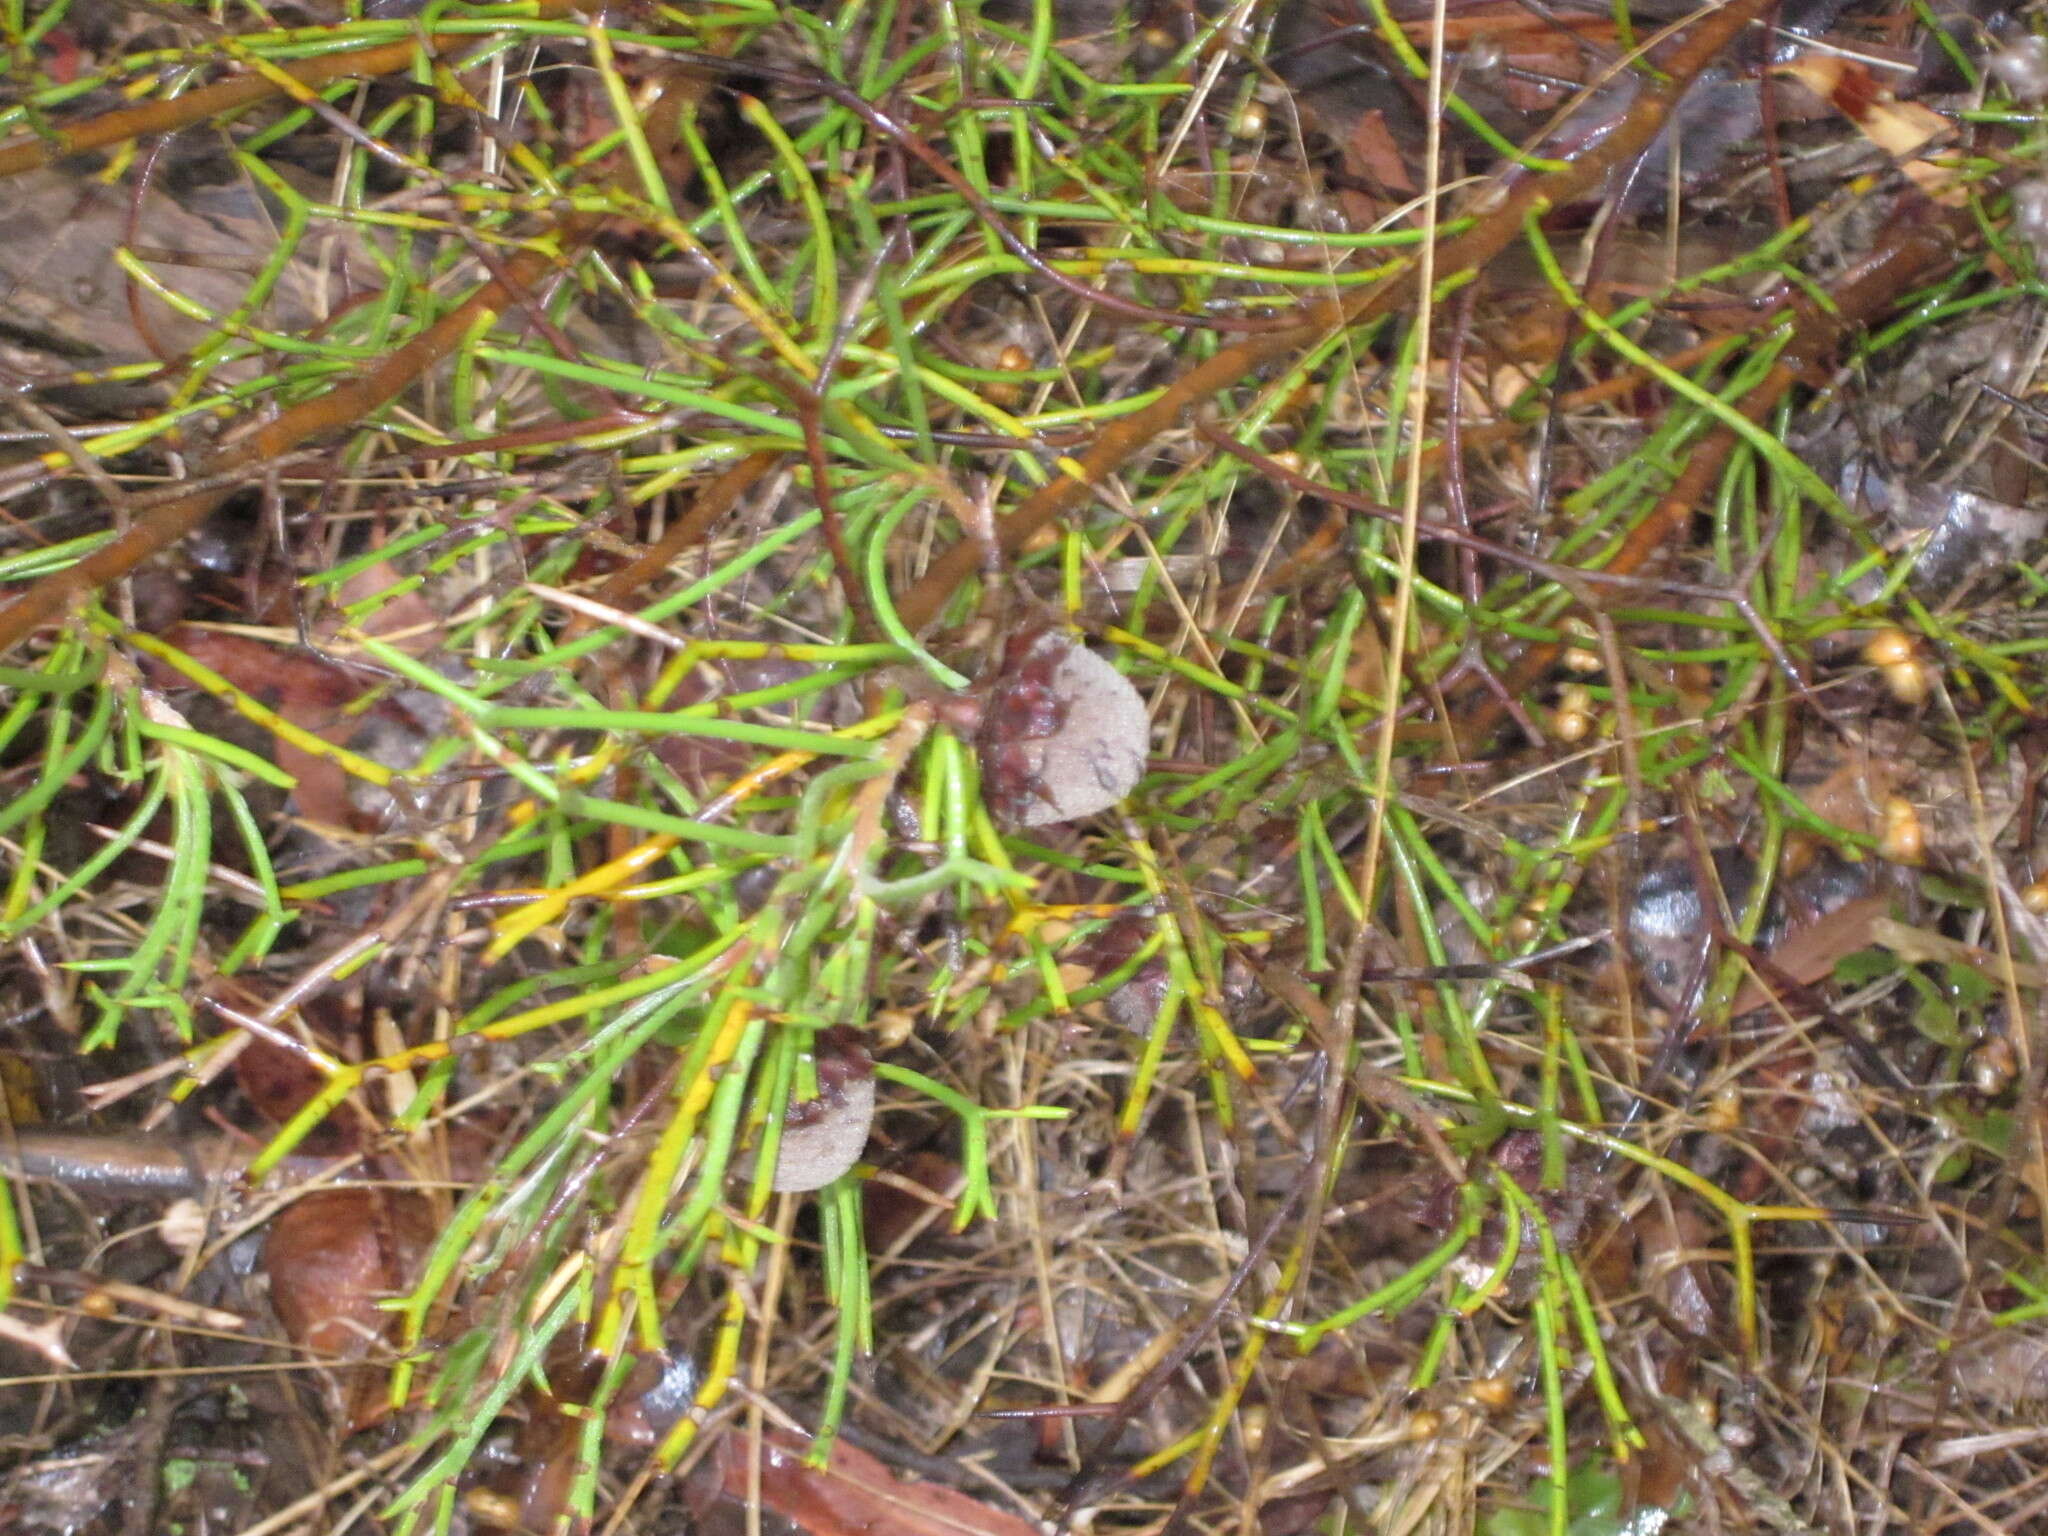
[1701,1085,1742,1134]
[1862,628,1916,669]
[1466,1375,1515,1411]
[1879,796,1924,865]
[1887,662,1930,706]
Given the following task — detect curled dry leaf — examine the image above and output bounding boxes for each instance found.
[1966,1327,2048,1408]
[264,1188,434,1429]
[1780,53,1960,205]
[1872,916,2048,989]
[1631,838,1883,1017]
[155,626,444,831]
[1727,893,1889,1018]
[0,166,342,386]
[770,1026,875,1193]
[976,624,1149,828]
[0,1312,73,1370]
[721,1429,1042,1536]
[1066,912,1169,1032]
[1635,1200,1724,1340]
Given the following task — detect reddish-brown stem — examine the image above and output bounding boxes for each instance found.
[453,224,630,416]
[1451,206,1973,744]
[0,0,585,179]
[800,395,884,643]
[1206,334,1743,616]
[1194,421,1864,728]
[892,0,1776,633]
[714,73,1289,336]
[0,219,600,656]
[1435,276,1547,745]
[1759,0,1797,230]
[591,449,783,612]
[121,138,180,368]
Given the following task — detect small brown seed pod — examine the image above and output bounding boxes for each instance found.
[1879,796,1924,866]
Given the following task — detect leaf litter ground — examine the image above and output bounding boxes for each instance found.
[1,1,2048,1534]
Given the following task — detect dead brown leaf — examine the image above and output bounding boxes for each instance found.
[722,1430,1040,1536]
